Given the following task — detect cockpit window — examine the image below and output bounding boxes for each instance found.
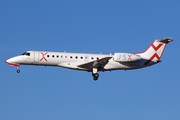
[22,52,26,55]
[26,53,30,56]
[22,52,30,56]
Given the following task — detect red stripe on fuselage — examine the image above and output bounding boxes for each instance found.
[8,63,19,66]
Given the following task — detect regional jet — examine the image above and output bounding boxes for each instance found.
[5,38,173,80]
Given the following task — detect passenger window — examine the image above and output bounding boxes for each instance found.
[91,57,94,60]
[76,56,78,59]
[61,55,63,58]
[57,55,59,58]
[81,57,83,59]
[52,55,54,58]
[97,57,99,60]
[70,56,73,59]
[47,55,49,57]
[65,56,67,58]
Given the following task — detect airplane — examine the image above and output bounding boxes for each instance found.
[5,38,173,80]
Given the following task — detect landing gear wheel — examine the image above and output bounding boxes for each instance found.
[93,77,98,81]
[17,69,20,73]
[93,73,99,81]
[94,73,99,78]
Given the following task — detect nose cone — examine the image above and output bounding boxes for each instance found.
[5,59,11,63]
[5,56,22,64]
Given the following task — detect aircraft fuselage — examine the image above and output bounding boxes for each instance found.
[5,38,173,80]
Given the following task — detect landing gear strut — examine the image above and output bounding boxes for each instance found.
[17,66,20,73]
[92,68,99,81]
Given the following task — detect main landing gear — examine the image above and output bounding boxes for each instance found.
[92,68,99,81]
[92,73,99,81]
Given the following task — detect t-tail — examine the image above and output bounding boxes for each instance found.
[134,38,173,65]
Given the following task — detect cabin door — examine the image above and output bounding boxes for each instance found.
[34,51,39,63]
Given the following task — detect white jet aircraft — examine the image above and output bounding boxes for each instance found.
[5,38,173,80]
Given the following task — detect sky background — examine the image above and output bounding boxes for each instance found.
[0,0,180,120]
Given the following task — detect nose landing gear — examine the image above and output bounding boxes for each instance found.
[17,69,20,73]
[17,66,20,73]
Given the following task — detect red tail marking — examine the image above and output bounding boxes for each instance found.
[144,43,164,65]
[40,52,48,61]
[134,41,163,55]
[144,53,161,65]
[151,43,163,51]
[127,55,132,60]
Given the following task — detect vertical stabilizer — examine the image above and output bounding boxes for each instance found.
[134,38,173,65]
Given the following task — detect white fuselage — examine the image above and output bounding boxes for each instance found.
[5,38,173,80]
[6,51,153,72]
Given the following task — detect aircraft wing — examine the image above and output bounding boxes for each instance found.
[78,57,112,69]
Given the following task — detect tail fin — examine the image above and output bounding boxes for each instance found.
[134,38,173,65]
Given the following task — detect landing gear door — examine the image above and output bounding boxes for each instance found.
[34,51,39,63]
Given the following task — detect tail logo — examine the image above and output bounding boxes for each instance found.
[40,52,48,61]
[151,43,163,51]
[144,43,163,65]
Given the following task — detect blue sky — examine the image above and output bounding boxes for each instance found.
[1,0,180,120]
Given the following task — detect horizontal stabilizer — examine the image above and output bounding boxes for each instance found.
[157,38,173,44]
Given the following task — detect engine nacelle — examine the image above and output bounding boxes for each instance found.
[113,53,141,62]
